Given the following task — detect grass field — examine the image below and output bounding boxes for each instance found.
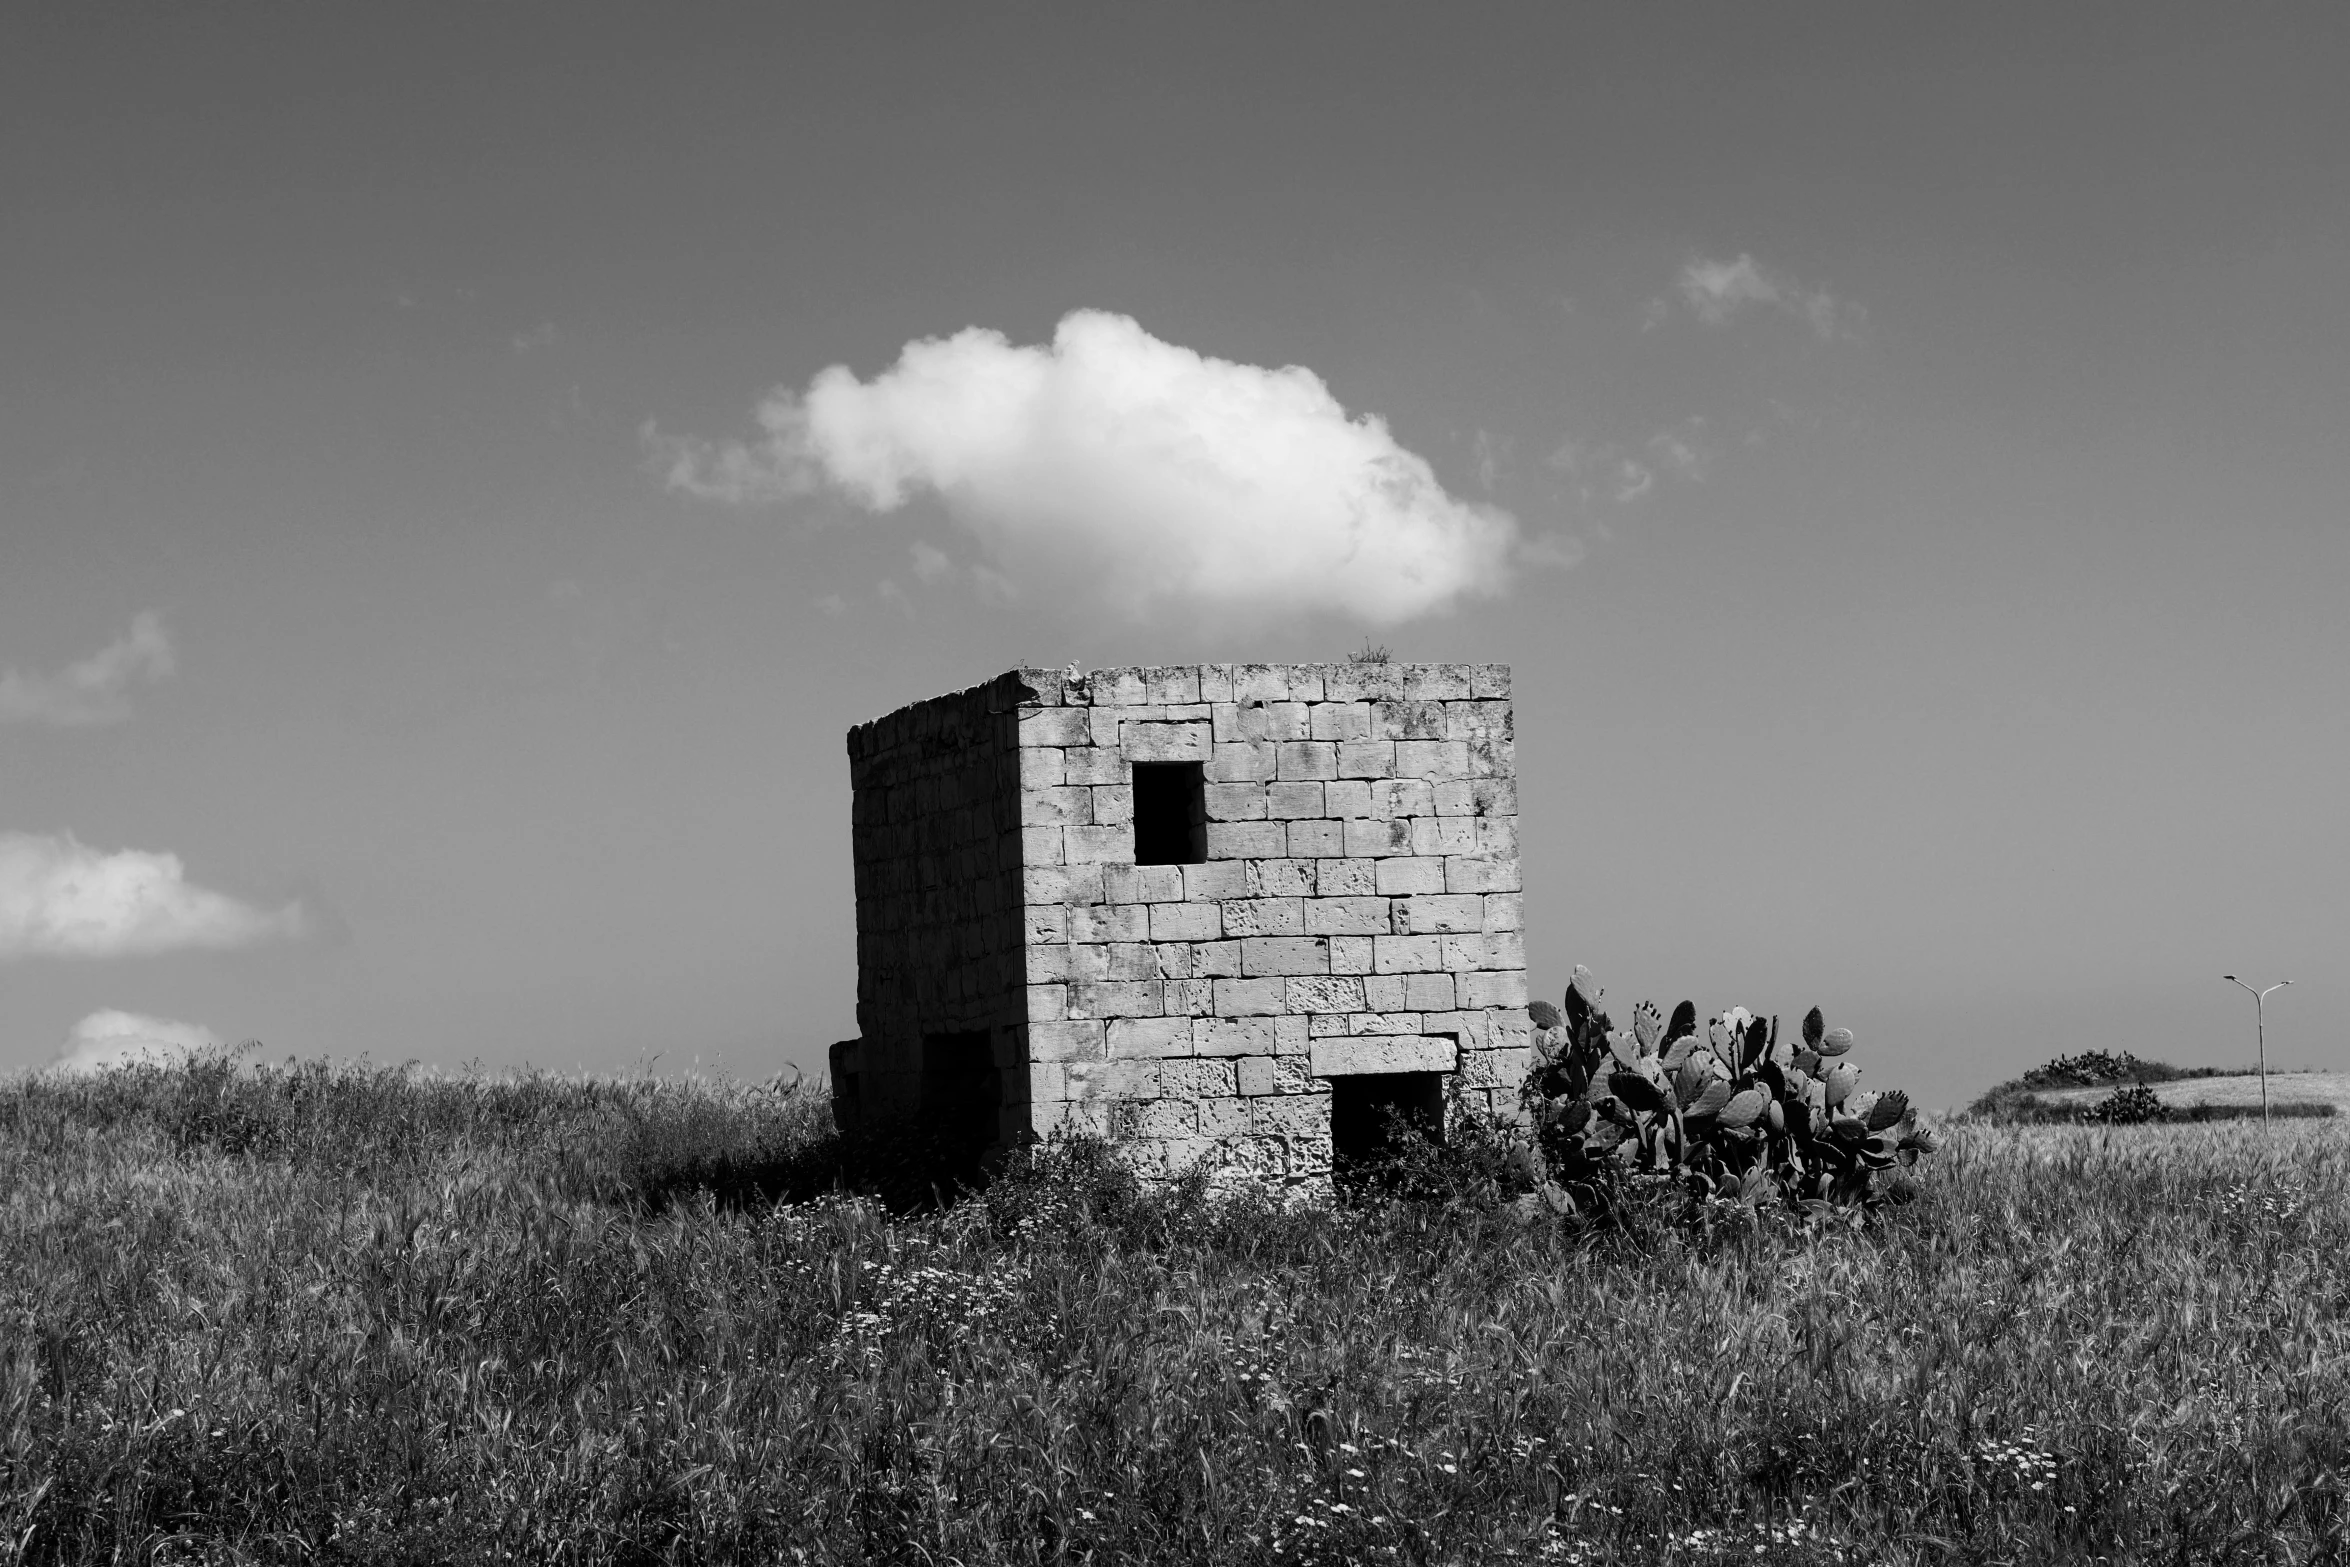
[3,1057,2346,1565]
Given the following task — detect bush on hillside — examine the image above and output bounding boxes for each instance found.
[2084,1083,2169,1125]
[1519,967,1936,1221]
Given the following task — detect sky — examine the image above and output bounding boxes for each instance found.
[3,4,2344,1106]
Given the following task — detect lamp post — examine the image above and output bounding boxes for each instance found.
[2222,975,2292,1130]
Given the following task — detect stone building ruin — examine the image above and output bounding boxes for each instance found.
[830,662,1530,1188]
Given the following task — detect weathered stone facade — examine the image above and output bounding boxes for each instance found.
[834,663,1530,1188]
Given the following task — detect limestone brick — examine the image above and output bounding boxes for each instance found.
[1124,721,1211,761]
[1393,667,1467,702]
[1458,970,1531,1009]
[1444,856,1521,894]
[1245,859,1318,897]
[1205,741,1278,783]
[1241,937,1330,976]
[1369,700,1448,741]
[1206,821,1287,858]
[1286,975,1365,1012]
[1397,894,1485,935]
[1222,898,1305,937]
[1103,865,1185,903]
[1071,979,1164,1017]
[1309,1035,1459,1076]
[1375,856,1447,896]
[1106,1016,1192,1057]
[1182,862,1251,900]
[1403,972,1456,1012]
[1204,782,1268,819]
[1197,1095,1252,1139]
[1148,902,1221,942]
[1304,897,1388,936]
[1286,820,1346,857]
[1212,977,1287,1015]
[1275,741,1338,781]
[1343,818,1414,858]
[1197,1017,1278,1057]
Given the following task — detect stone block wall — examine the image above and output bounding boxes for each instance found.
[840,671,1031,1133]
[839,662,1531,1189]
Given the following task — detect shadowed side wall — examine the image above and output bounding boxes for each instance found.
[841,671,1033,1136]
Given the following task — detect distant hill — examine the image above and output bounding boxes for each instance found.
[1971,1052,2338,1123]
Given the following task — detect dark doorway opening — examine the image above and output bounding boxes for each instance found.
[1132,761,1207,865]
[920,1031,1002,1152]
[1331,1071,1447,1185]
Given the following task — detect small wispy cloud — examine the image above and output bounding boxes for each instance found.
[1547,439,1660,506]
[908,542,955,584]
[0,831,306,959]
[1646,423,1711,482]
[510,323,561,353]
[0,614,175,727]
[1469,429,1509,492]
[1518,534,1586,571]
[648,309,1521,628]
[1672,254,1861,338]
[48,1009,223,1076]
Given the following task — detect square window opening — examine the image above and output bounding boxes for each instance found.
[1132,761,1207,865]
[1331,1069,1448,1179]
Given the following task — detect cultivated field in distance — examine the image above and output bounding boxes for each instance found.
[2,1058,2345,1564]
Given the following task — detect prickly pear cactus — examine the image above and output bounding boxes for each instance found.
[1520,966,1938,1216]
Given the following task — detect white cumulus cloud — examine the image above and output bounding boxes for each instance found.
[0,831,306,959]
[1675,254,1860,338]
[651,310,1523,627]
[0,613,175,727]
[49,1009,224,1076]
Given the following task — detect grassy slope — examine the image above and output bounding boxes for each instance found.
[3,1060,2347,1565]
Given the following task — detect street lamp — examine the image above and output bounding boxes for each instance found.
[2222,975,2292,1129]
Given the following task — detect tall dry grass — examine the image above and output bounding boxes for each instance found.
[2,1055,2345,1564]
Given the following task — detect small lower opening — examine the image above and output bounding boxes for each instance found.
[1132,761,1207,865]
[920,1031,1001,1152]
[1331,1070,1447,1183]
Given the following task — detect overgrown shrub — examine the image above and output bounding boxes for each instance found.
[2084,1083,2170,1125]
[1519,966,1936,1220]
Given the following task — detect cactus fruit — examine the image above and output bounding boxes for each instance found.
[1520,974,1934,1216]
